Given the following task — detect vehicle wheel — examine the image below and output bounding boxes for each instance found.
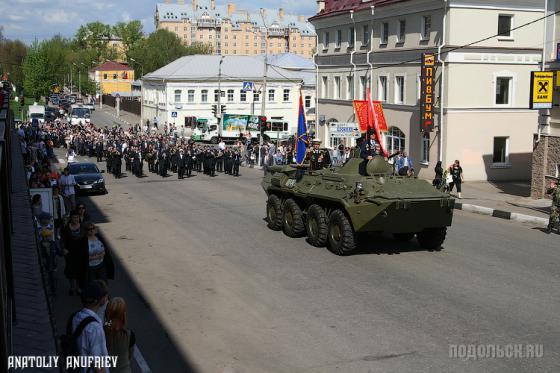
[266,195,283,231]
[393,233,415,242]
[327,210,356,256]
[282,199,305,237]
[210,136,219,144]
[306,204,328,247]
[417,227,447,250]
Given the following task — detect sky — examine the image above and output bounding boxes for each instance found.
[0,0,316,44]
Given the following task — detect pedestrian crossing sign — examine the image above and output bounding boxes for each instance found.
[242,81,254,92]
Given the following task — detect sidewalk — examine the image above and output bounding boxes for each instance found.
[454,180,551,227]
[10,127,57,369]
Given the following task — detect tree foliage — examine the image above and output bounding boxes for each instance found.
[112,21,143,60]
[128,29,212,77]
[0,35,27,90]
[23,41,51,99]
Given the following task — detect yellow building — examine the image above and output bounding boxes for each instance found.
[155,1,316,58]
[90,61,135,95]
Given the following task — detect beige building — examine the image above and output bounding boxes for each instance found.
[155,0,316,57]
[311,0,544,181]
[531,0,560,198]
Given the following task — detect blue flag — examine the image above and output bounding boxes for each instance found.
[295,94,308,164]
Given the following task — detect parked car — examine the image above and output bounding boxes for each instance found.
[68,162,107,194]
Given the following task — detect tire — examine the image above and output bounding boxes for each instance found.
[282,199,305,237]
[266,194,283,230]
[210,136,219,144]
[327,210,356,256]
[393,233,415,242]
[417,227,447,250]
[306,204,328,247]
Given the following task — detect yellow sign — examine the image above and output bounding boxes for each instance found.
[530,71,553,109]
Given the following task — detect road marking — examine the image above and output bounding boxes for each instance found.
[133,345,152,373]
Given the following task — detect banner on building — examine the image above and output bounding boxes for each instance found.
[420,53,436,132]
[530,71,553,109]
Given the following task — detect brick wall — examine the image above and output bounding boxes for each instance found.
[531,134,560,198]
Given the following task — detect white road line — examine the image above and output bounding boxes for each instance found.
[133,345,152,373]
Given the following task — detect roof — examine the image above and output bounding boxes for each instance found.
[143,54,315,86]
[156,2,315,35]
[268,53,315,70]
[309,0,407,21]
[91,61,133,72]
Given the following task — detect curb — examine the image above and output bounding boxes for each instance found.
[454,202,548,227]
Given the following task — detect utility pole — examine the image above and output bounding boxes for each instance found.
[260,8,269,149]
[217,56,224,127]
[70,65,73,94]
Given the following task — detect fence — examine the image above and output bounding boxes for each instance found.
[102,95,141,116]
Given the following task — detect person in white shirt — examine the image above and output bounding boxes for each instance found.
[59,167,77,211]
[67,148,77,163]
[71,282,109,373]
[218,139,226,151]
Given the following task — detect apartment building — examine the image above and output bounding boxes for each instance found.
[531,0,560,198]
[310,0,544,181]
[155,0,316,57]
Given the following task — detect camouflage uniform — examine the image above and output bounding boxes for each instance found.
[547,183,560,233]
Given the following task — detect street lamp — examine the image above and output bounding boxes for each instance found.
[129,58,143,78]
[259,8,269,150]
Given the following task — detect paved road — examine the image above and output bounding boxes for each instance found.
[57,149,559,373]
[53,110,560,373]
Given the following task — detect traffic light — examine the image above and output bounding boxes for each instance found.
[211,104,217,116]
[220,105,226,114]
[258,116,268,132]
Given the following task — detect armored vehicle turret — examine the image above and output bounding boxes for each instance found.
[262,156,454,255]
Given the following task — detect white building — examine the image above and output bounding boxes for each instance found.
[141,53,315,135]
[311,0,544,181]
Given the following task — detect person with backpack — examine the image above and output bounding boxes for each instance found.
[65,282,109,373]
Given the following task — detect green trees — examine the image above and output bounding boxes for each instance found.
[14,20,212,99]
[0,37,27,90]
[128,29,212,78]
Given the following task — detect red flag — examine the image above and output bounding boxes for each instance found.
[353,100,369,133]
[367,89,388,157]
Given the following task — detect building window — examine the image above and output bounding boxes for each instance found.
[421,132,430,163]
[421,15,431,40]
[397,20,406,43]
[346,76,353,100]
[113,73,118,80]
[201,89,208,102]
[380,22,389,44]
[385,127,406,154]
[493,137,509,164]
[362,25,370,46]
[174,89,182,103]
[334,76,341,99]
[377,76,387,102]
[323,31,329,49]
[214,89,220,102]
[254,91,260,102]
[498,15,513,38]
[268,89,275,102]
[240,90,247,102]
[335,30,342,48]
[187,89,195,103]
[322,76,328,99]
[395,75,405,104]
[495,76,512,105]
[227,89,234,102]
[360,76,367,100]
[348,27,354,48]
[305,95,311,108]
[103,74,107,80]
[283,89,290,102]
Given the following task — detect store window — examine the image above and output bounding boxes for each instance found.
[421,132,430,163]
[174,90,181,103]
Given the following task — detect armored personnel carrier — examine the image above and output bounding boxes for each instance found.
[262,156,455,255]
